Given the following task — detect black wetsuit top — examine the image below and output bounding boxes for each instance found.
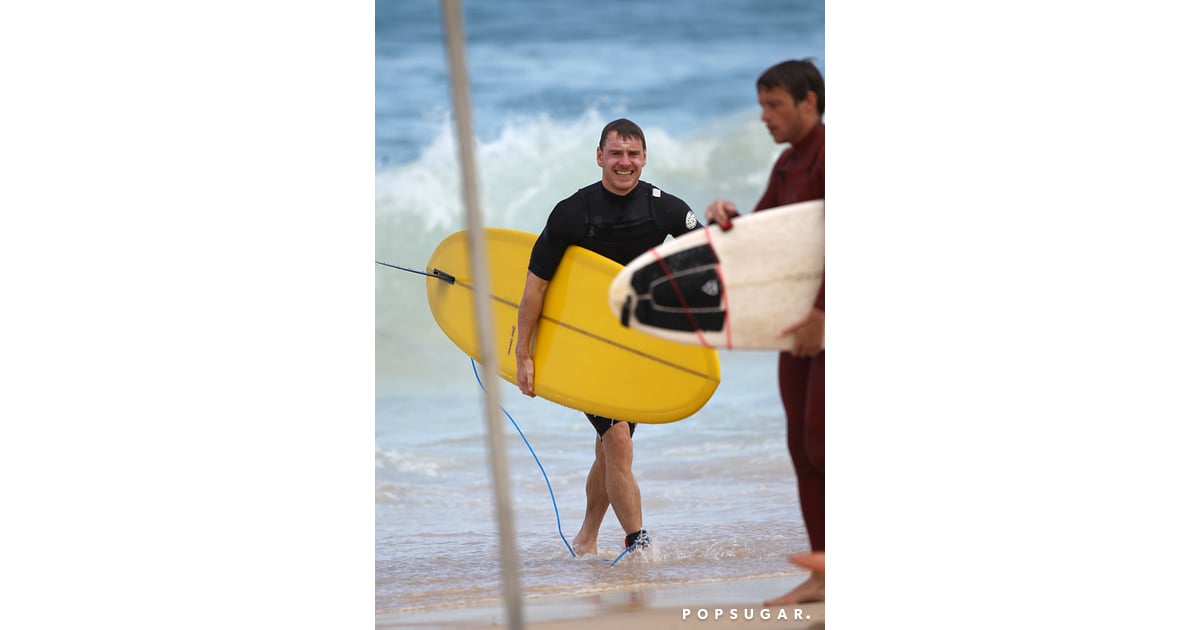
[528,180,701,280]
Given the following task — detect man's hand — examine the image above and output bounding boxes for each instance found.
[516,352,536,397]
[780,307,824,357]
[705,198,740,227]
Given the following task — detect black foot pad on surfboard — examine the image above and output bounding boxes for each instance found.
[625,244,727,332]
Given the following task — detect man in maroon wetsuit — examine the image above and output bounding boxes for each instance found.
[706,58,825,605]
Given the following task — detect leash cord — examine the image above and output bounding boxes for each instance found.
[469,359,576,558]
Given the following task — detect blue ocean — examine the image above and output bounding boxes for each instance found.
[375,0,824,618]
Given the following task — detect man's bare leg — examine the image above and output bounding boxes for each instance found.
[600,422,642,538]
[571,437,609,555]
[764,552,825,605]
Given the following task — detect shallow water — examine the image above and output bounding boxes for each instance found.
[375,351,811,613]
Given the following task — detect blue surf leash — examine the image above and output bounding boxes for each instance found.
[610,545,635,566]
[470,359,576,559]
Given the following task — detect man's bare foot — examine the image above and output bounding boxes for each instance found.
[788,551,825,573]
[764,552,825,605]
[571,536,597,556]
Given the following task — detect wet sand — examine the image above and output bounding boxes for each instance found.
[378,575,824,629]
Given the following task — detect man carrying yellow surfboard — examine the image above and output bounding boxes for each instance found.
[515,118,703,557]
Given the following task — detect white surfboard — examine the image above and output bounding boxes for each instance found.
[608,200,824,350]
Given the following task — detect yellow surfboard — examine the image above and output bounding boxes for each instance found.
[425,228,721,423]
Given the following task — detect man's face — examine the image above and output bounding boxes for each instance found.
[596,131,646,196]
[758,85,811,145]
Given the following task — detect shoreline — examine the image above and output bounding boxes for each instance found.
[378,574,823,629]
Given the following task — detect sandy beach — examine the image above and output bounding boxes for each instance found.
[378,575,824,629]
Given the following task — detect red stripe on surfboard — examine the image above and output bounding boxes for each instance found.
[650,235,717,350]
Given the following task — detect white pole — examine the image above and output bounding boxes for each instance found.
[438,1,526,628]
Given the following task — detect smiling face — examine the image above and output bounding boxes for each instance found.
[758,85,817,145]
[596,131,646,196]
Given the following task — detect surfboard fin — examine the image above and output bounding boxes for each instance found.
[431,268,456,285]
[620,295,633,327]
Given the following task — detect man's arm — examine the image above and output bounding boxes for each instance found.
[515,271,550,397]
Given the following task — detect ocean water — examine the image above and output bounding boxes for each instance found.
[375,0,824,616]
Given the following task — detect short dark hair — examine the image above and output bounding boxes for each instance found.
[599,118,647,152]
[758,58,824,115]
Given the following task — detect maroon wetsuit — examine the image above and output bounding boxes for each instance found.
[754,122,824,552]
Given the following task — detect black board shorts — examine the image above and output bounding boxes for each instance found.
[585,413,637,438]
